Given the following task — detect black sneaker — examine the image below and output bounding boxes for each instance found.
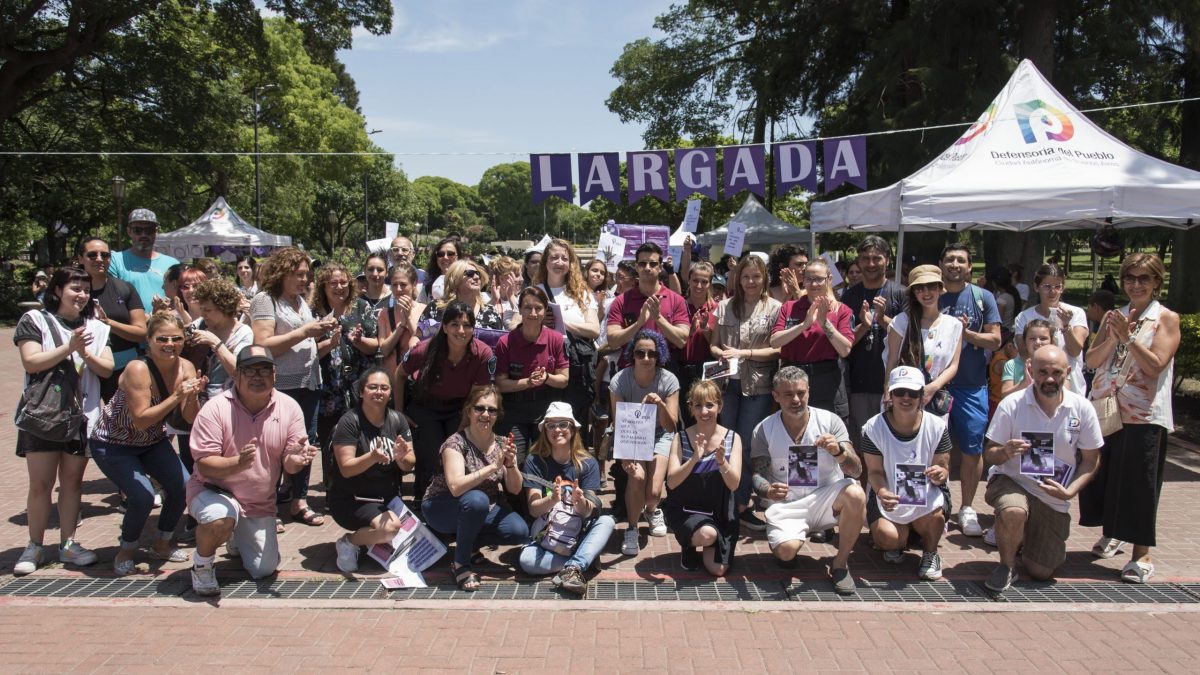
[739,510,767,532]
[831,567,856,596]
[984,564,1018,593]
[809,528,835,544]
[680,548,702,571]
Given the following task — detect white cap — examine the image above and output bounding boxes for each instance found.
[541,401,580,428]
[887,366,925,392]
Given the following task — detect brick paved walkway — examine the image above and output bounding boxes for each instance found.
[1,325,1198,587]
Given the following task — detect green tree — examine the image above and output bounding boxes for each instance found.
[477,162,548,239]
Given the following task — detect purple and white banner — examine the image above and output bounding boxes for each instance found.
[530,137,867,205]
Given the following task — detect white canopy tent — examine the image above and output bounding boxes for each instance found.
[697,194,806,248]
[154,197,292,260]
[811,59,1200,268]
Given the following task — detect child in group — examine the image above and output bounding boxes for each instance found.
[986,327,1015,417]
[999,319,1058,398]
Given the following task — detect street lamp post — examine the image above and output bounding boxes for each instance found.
[253,84,276,230]
[327,209,338,255]
[111,176,126,249]
[363,128,381,244]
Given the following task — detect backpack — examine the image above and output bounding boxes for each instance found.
[14,311,85,442]
[536,492,586,556]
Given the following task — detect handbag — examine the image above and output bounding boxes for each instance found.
[1091,319,1142,436]
[14,311,85,442]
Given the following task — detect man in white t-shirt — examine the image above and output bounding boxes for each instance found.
[862,366,952,581]
[750,367,866,595]
[982,345,1102,593]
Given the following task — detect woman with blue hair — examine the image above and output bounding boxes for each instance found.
[609,329,679,556]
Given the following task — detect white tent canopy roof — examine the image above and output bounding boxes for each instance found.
[811,59,1200,233]
[154,197,292,259]
[697,194,806,246]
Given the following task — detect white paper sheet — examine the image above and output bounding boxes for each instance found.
[723,221,747,256]
[613,402,657,461]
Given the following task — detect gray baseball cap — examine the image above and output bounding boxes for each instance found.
[128,208,158,226]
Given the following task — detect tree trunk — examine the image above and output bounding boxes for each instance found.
[1170,7,1200,312]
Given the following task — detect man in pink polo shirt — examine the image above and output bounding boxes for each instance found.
[185,345,319,597]
[606,242,690,368]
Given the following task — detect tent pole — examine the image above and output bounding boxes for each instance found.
[810,227,818,257]
[1091,249,1099,293]
[895,223,906,284]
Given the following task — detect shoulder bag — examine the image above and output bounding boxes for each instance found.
[14,311,85,442]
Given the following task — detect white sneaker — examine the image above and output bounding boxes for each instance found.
[918,552,944,581]
[153,491,163,509]
[621,529,640,556]
[335,534,359,574]
[191,565,220,597]
[646,508,667,537]
[959,507,983,537]
[983,527,997,547]
[59,540,97,566]
[13,542,42,576]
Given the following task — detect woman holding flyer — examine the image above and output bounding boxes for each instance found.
[1013,264,1089,393]
[494,287,569,462]
[711,255,781,531]
[518,402,613,596]
[421,385,528,592]
[662,381,742,576]
[610,330,680,556]
[862,367,953,581]
[328,368,416,574]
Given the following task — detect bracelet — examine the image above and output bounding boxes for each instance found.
[832,444,845,458]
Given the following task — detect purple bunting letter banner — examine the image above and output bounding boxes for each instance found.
[773,141,818,196]
[627,150,671,204]
[723,145,766,197]
[577,153,621,206]
[530,153,573,205]
[674,147,718,201]
[822,137,868,192]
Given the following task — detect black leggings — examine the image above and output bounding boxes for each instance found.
[407,403,462,503]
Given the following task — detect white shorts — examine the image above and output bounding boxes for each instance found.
[765,478,855,550]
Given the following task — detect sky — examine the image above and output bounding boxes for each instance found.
[337,0,673,187]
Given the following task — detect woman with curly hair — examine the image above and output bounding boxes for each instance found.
[768,244,809,303]
[250,247,337,527]
[610,329,679,557]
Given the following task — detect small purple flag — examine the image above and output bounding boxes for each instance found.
[627,151,671,204]
[723,145,766,197]
[773,141,818,196]
[577,153,621,205]
[530,153,573,205]
[674,147,718,201]
[823,137,868,191]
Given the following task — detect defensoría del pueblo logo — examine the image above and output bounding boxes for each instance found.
[1014,99,1075,144]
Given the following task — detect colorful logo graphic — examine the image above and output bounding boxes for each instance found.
[1014,99,1074,144]
[954,104,997,146]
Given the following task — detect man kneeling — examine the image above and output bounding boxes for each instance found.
[982,346,1101,593]
[863,367,952,581]
[750,367,866,595]
[185,346,319,596]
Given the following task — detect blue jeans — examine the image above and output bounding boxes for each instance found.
[421,490,530,567]
[277,387,320,503]
[519,514,615,575]
[89,437,188,546]
[720,388,773,506]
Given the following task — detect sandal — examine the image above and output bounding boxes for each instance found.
[1121,560,1154,584]
[113,558,145,576]
[292,508,325,527]
[451,562,480,592]
[275,518,285,534]
[147,547,190,563]
[1092,537,1125,559]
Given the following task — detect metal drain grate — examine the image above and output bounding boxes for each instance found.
[388,581,570,601]
[588,579,788,602]
[0,577,186,598]
[786,579,992,603]
[991,582,1198,604]
[219,579,383,600]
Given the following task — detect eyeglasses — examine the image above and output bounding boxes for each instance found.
[363,383,391,392]
[129,225,157,235]
[463,269,481,279]
[1038,283,1064,292]
[636,260,661,269]
[545,421,573,432]
[436,250,458,259]
[634,349,658,360]
[153,335,184,344]
[472,405,499,416]
[1122,274,1155,287]
[803,276,828,284]
[892,388,923,399]
[84,251,112,261]
[327,280,350,287]
[239,365,274,378]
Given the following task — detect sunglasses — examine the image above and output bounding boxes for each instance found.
[436,250,458,259]
[84,251,112,261]
[634,349,658,360]
[463,269,481,279]
[892,388,922,399]
[545,421,573,432]
[130,225,157,235]
[154,335,184,344]
[239,365,275,378]
[473,405,499,416]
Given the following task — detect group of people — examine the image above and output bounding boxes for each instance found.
[12,208,1180,599]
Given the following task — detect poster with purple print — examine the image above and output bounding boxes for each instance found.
[823,137,868,191]
[603,223,671,260]
[723,145,766,197]
[627,151,671,204]
[675,147,718,201]
[530,153,573,204]
[578,152,621,205]
[773,141,818,195]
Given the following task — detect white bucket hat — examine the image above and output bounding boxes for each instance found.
[541,401,580,428]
